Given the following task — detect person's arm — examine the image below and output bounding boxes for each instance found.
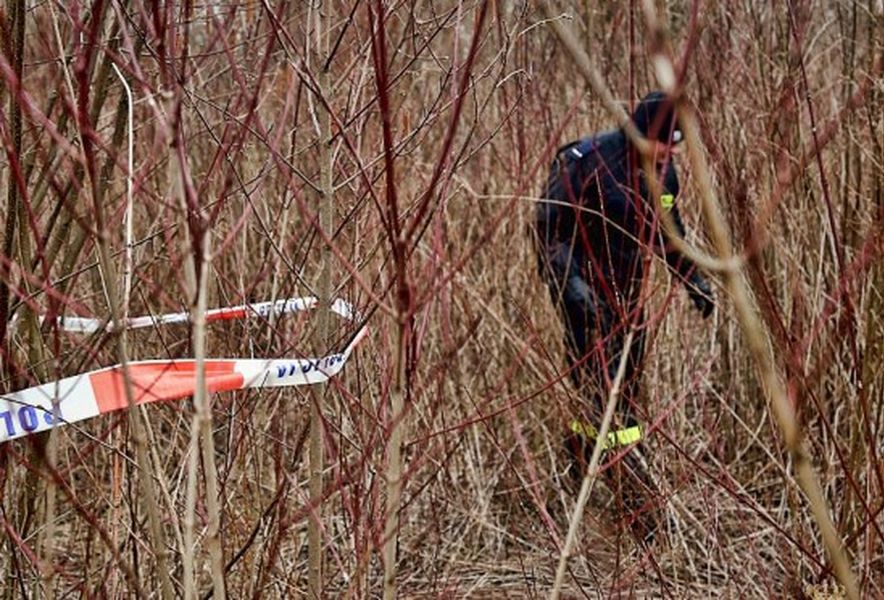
[535,154,588,291]
[657,167,715,318]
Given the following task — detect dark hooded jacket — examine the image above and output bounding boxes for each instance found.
[535,93,708,309]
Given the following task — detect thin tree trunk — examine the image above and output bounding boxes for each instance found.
[0,0,25,381]
[308,3,335,595]
[178,118,226,600]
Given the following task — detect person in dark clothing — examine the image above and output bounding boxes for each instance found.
[534,91,715,542]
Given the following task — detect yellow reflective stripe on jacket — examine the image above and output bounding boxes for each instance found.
[569,420,643,449]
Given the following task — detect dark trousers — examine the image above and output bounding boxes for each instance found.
[548,275,662,541]
[552,275,646,430]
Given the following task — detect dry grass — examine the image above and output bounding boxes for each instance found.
[0,0,882,597]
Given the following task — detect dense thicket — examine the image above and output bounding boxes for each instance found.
[0,1,881,597]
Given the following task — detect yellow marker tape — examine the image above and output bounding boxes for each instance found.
[570,420,643,449]
[660,194,675,210]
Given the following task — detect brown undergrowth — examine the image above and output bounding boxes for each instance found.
[0,1,882,597]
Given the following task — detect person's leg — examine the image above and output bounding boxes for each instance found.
[554,277,609,477]
[566,300,640,452]
[599,311,666,544]
[557,275,599,391]
[556,289,666,543]
[604,307,646,428]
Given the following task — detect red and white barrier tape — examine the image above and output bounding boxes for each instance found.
[31,296,324,333]
[1,297,367,443]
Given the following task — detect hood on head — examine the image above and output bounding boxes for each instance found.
[632,91,681,144]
